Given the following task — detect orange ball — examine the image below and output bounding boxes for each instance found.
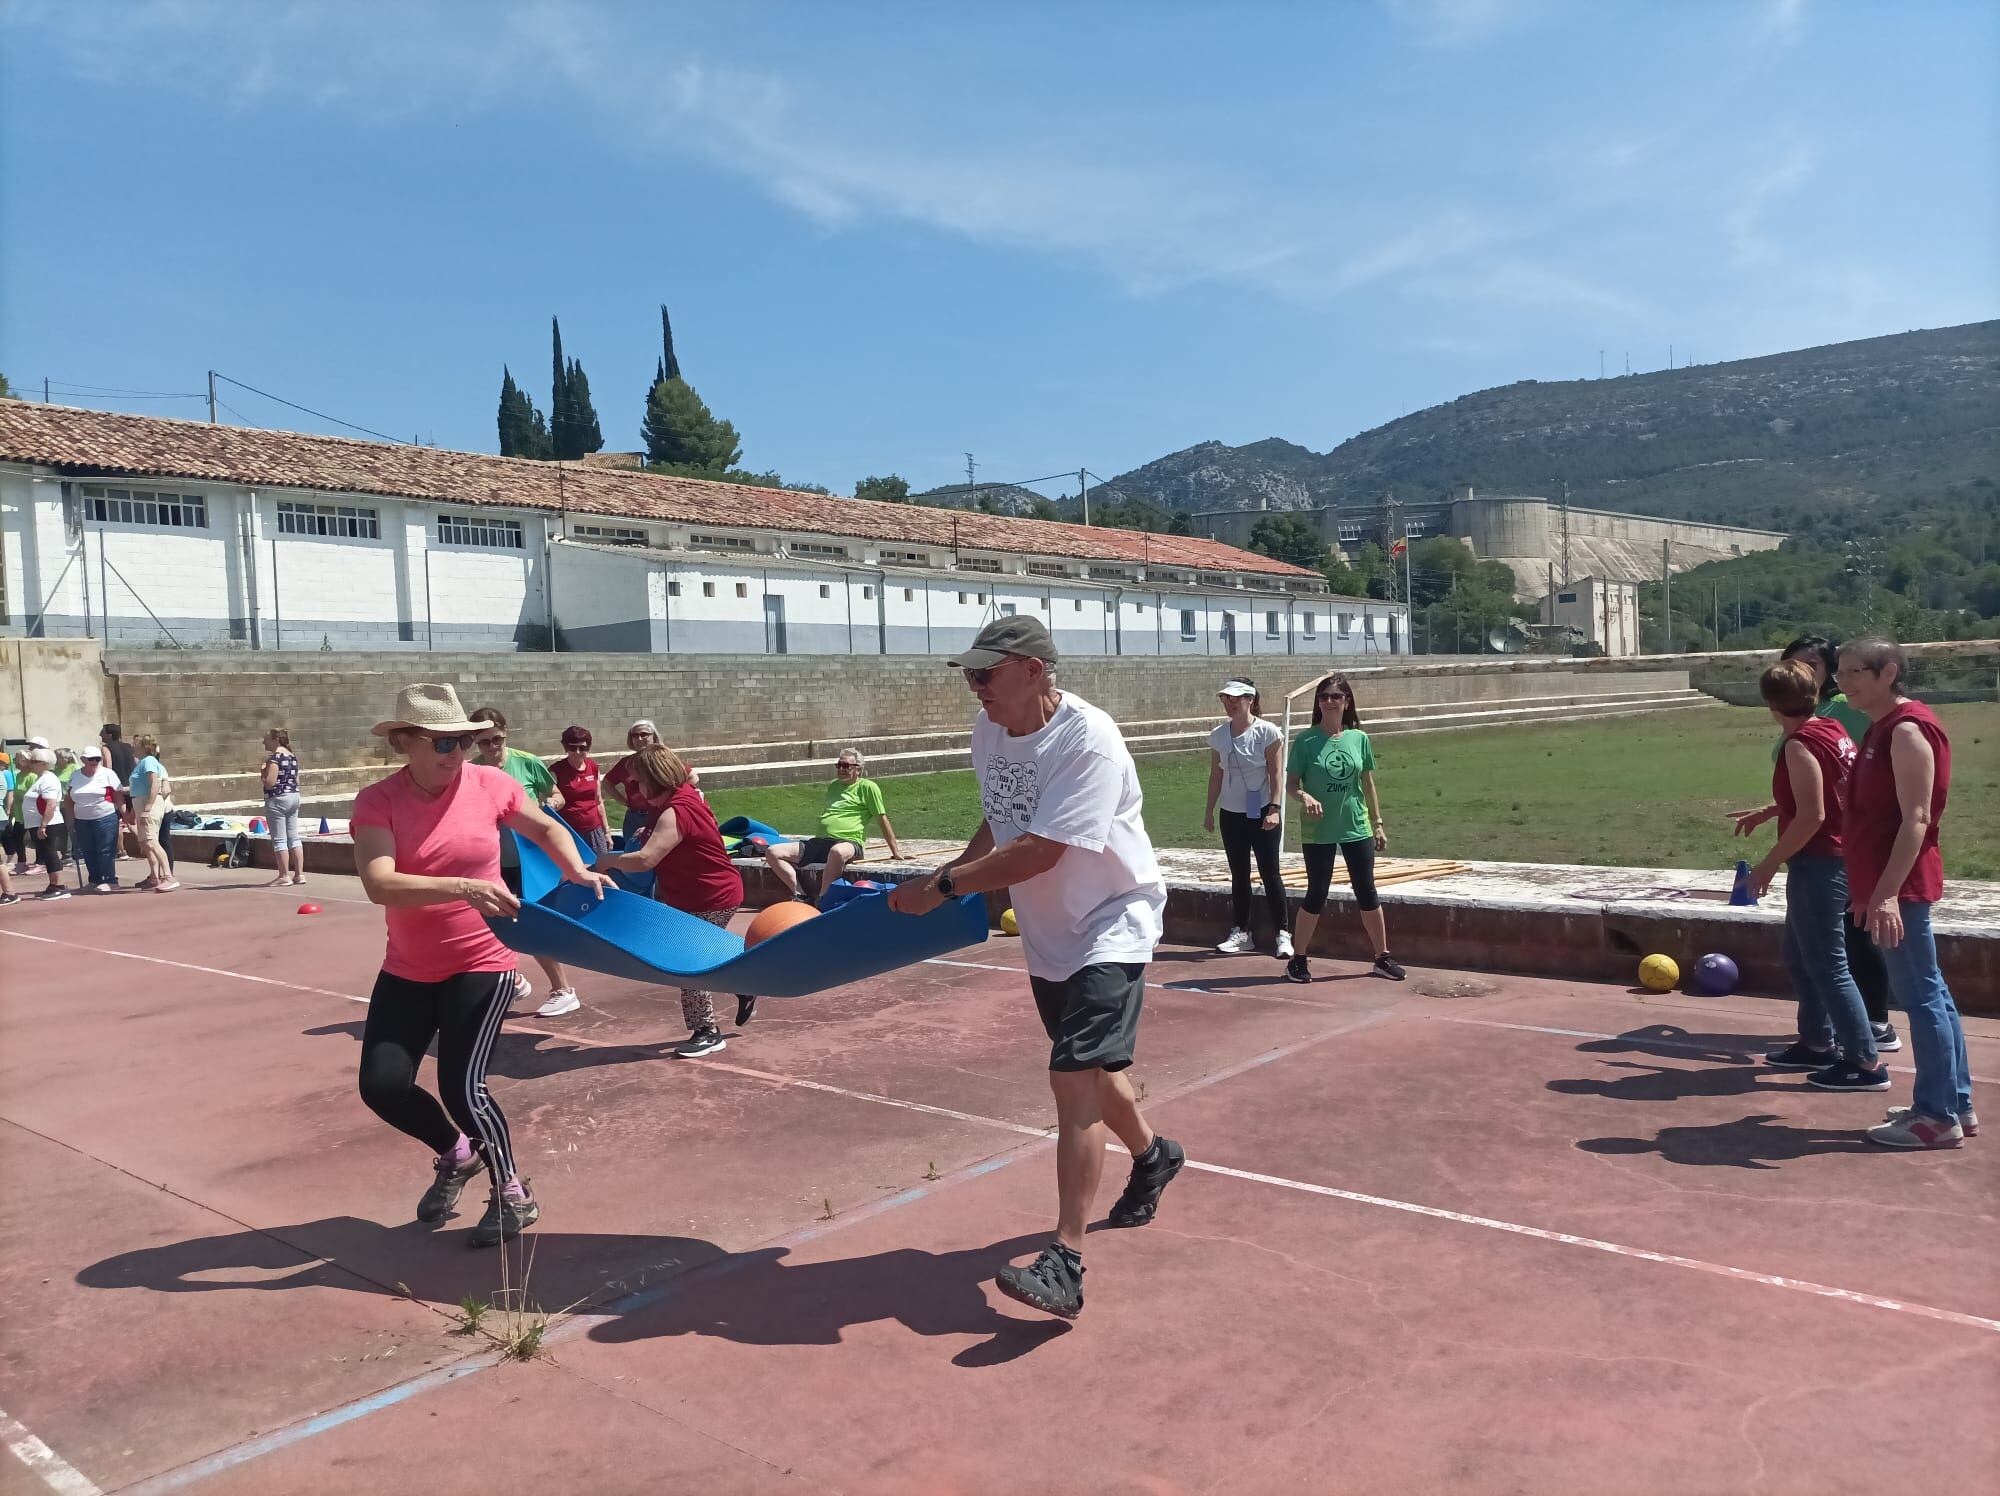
[744,900,820,947]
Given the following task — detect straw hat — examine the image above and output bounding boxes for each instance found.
[371,683,484,738]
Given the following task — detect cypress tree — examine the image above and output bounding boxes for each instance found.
[550,316,571,457]
[565,357,604,458]
[660,304,681,381]
[641,377,741,472]
[497,366,552,459]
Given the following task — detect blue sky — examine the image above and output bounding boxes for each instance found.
[3,0,1995,498]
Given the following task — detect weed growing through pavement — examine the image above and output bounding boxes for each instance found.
[924,1161,940,1181]
[819,1197,835,1220]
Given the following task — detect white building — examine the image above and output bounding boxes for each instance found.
[1539,575,1640,656]
[0,404,1407,658]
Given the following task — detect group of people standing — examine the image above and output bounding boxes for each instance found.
[1,724,177,903]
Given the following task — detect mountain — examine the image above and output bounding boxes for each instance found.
[1101,321,2000,531]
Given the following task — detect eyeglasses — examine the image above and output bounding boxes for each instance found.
[422,734,471,754]
[474,734,506,750]
[836,761,861,771]
[1317,688,1348,701]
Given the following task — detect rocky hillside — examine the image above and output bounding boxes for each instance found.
[1102,321,2000,530]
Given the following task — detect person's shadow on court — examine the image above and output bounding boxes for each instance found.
[1575,1023,1786,1065]
[302,1020,682,1081]
[588,1232,1070,1368]
[1548,1058,1794,1104]
[1577,1114,1879,1170]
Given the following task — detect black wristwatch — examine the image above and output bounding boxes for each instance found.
[1262,803,1282,818]
[936,869,956,898]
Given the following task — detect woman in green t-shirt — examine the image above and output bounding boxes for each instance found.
[1283,673,1404,984]
[1728,634,1896,1051]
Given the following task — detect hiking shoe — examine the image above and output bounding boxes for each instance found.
[735,994,758,1026]
[995,1242,1084,1320]
[417,1149,485,1223]
[1372,953,1407,981]
[469,1187,540,1248]
[1807,1061,1892,1093]
[1107,1137,1186,1228]
[1871,1023,1903,1053]
[536,988,580,1018]
[1285,955,1312,984]
[35,888,70,902]
[1215,928,1254,955]
[1886,1105,1978,1138]
[676,1027,727,1058]
[1275,931,1294,960]
[1866,1113,1964,1150]
[1764,1041,1838,1070]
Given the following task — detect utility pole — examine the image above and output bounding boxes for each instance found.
[1598,350,1604,380]
[1078,468,1090,526]
[207,370,218,424]
[1559,481,1572,585]
[43,376,49,402]
[1661,539,1672,654]
[1712,582,1721,645]
[1380,491,1401,603]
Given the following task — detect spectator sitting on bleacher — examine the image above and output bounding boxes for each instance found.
[764,747,904,901]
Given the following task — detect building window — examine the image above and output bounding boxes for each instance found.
[1027,561,1068,578]
[1088,565,1134,580]
[1405,520,1429,538]
[702,582,715,598]
[1339,612,1355,634]
[1074,599,1083,611]
[958,556,1002,573]
[1001,603,1017,616]
[1302,611,1316,637]
[862,585,875,600]
[1134,601,1146,614]
[1265,610,1280,638]
[1558,591,1577,604]
[571,523,648,546]
[1200,572,1230,587]
[735,583,749,598]
[818,584,831,599]
[1180,609,1197,639]
[792,541,847,560]
[276,500,378,539]
[82,484,208,530]
[976,592,986,604]
[958,591,967,604]
[1337,524,1363,543]
[689,531,756,552]
[882,549,928,566]
[668,580,681,597]
[904,588,915,602]
[437,512,523,549]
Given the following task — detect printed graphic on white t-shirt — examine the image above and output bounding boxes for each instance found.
[971,692,1165,980]
[1208,718,1281,818]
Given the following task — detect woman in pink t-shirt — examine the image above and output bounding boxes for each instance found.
[351,684,611,1248]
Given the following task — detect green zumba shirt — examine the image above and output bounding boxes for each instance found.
[1286,726,1376,844]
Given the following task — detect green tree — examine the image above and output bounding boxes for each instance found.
[1247,514,1329,571]
[641,377,743,472]
[561,358,604,459]
[0,372,12,399]
[495,366,551,458]
[854,474,911,504]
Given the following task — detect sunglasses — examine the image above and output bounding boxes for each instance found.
[474,734,507,749]
[421,733,472,754]
[1317,688,1349,701]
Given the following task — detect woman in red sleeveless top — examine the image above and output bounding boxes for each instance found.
[1746,662,1884,1090]
[1835,638,1973,1150]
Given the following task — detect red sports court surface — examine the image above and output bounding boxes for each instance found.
[1,866,1994,1495]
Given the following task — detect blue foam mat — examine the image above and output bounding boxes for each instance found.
[486,828,987,998]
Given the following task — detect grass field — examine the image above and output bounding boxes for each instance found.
[708,701,1999,879]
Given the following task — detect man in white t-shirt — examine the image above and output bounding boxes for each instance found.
[889,616,1180,1320]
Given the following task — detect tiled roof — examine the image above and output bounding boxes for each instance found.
[0,403,1317,580]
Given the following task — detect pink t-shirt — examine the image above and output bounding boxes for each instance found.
[350,764,526,983]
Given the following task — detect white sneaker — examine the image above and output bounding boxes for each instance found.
[536,988,580,1018]
[512,973,533,1003]
[1215,928,1255,955]
[1276,931,1294,960]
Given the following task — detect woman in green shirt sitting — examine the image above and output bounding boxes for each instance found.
[1284,673,1404,984]
[1728,634,1898,1054]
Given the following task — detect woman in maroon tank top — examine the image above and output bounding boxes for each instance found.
[1835,637,1972,1151]
[1745,662,1883,1089]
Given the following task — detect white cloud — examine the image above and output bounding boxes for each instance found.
[1383,0,1550,47]
[1761,0,1809,46]
[1724,141,1815,266]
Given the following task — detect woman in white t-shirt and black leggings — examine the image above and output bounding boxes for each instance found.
[1204,679,1290,959]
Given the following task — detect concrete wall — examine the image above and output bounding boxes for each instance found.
[1566,506,1784,556]
[103,648,1690,780]
[1,637,107,748]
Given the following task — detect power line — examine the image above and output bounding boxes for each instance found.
[41,378,208,397]
[211,372,408,444]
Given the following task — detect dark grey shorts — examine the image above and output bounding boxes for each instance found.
[1030,962,1146,1073]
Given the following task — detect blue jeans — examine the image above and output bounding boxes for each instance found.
[1877,902,1972,1122]
[73,815,120,887]
[1782,856,1875,1065]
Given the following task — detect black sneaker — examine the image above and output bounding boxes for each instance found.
[416,1149,485,1223]
[735,994,758,1027]
[676,1027,727,1058]
[1807,1060,1892,1093]
[35,888,71,902]
[1372,953,1407,982]
[1285,955,1312,984]
[995,1242,1084,1320]
[1871,1023,1903,1054]
[468,1187,540,1249]
[0,893,19,907]
[1763,1041,1838,1070]
[1107,1136,1186,1227]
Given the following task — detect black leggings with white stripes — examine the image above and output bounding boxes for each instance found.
[358,968,518,1183]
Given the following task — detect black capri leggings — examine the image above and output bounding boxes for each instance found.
[1301,837,1378,915]
[1218,810,1286,932]
[358,969,518,1183]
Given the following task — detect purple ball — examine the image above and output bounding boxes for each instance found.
[1693,953,1739,996]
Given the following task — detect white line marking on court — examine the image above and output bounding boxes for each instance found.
[0,1408,101,1496]
[1177,1156,2000,1334]
[0,931,365,1004]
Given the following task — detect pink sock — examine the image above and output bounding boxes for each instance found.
[501,1177,528,1202]
[445,1135,474,1165]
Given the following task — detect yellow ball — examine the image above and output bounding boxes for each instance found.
[1000,908,1019,936]
[1638,954,1680,992]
